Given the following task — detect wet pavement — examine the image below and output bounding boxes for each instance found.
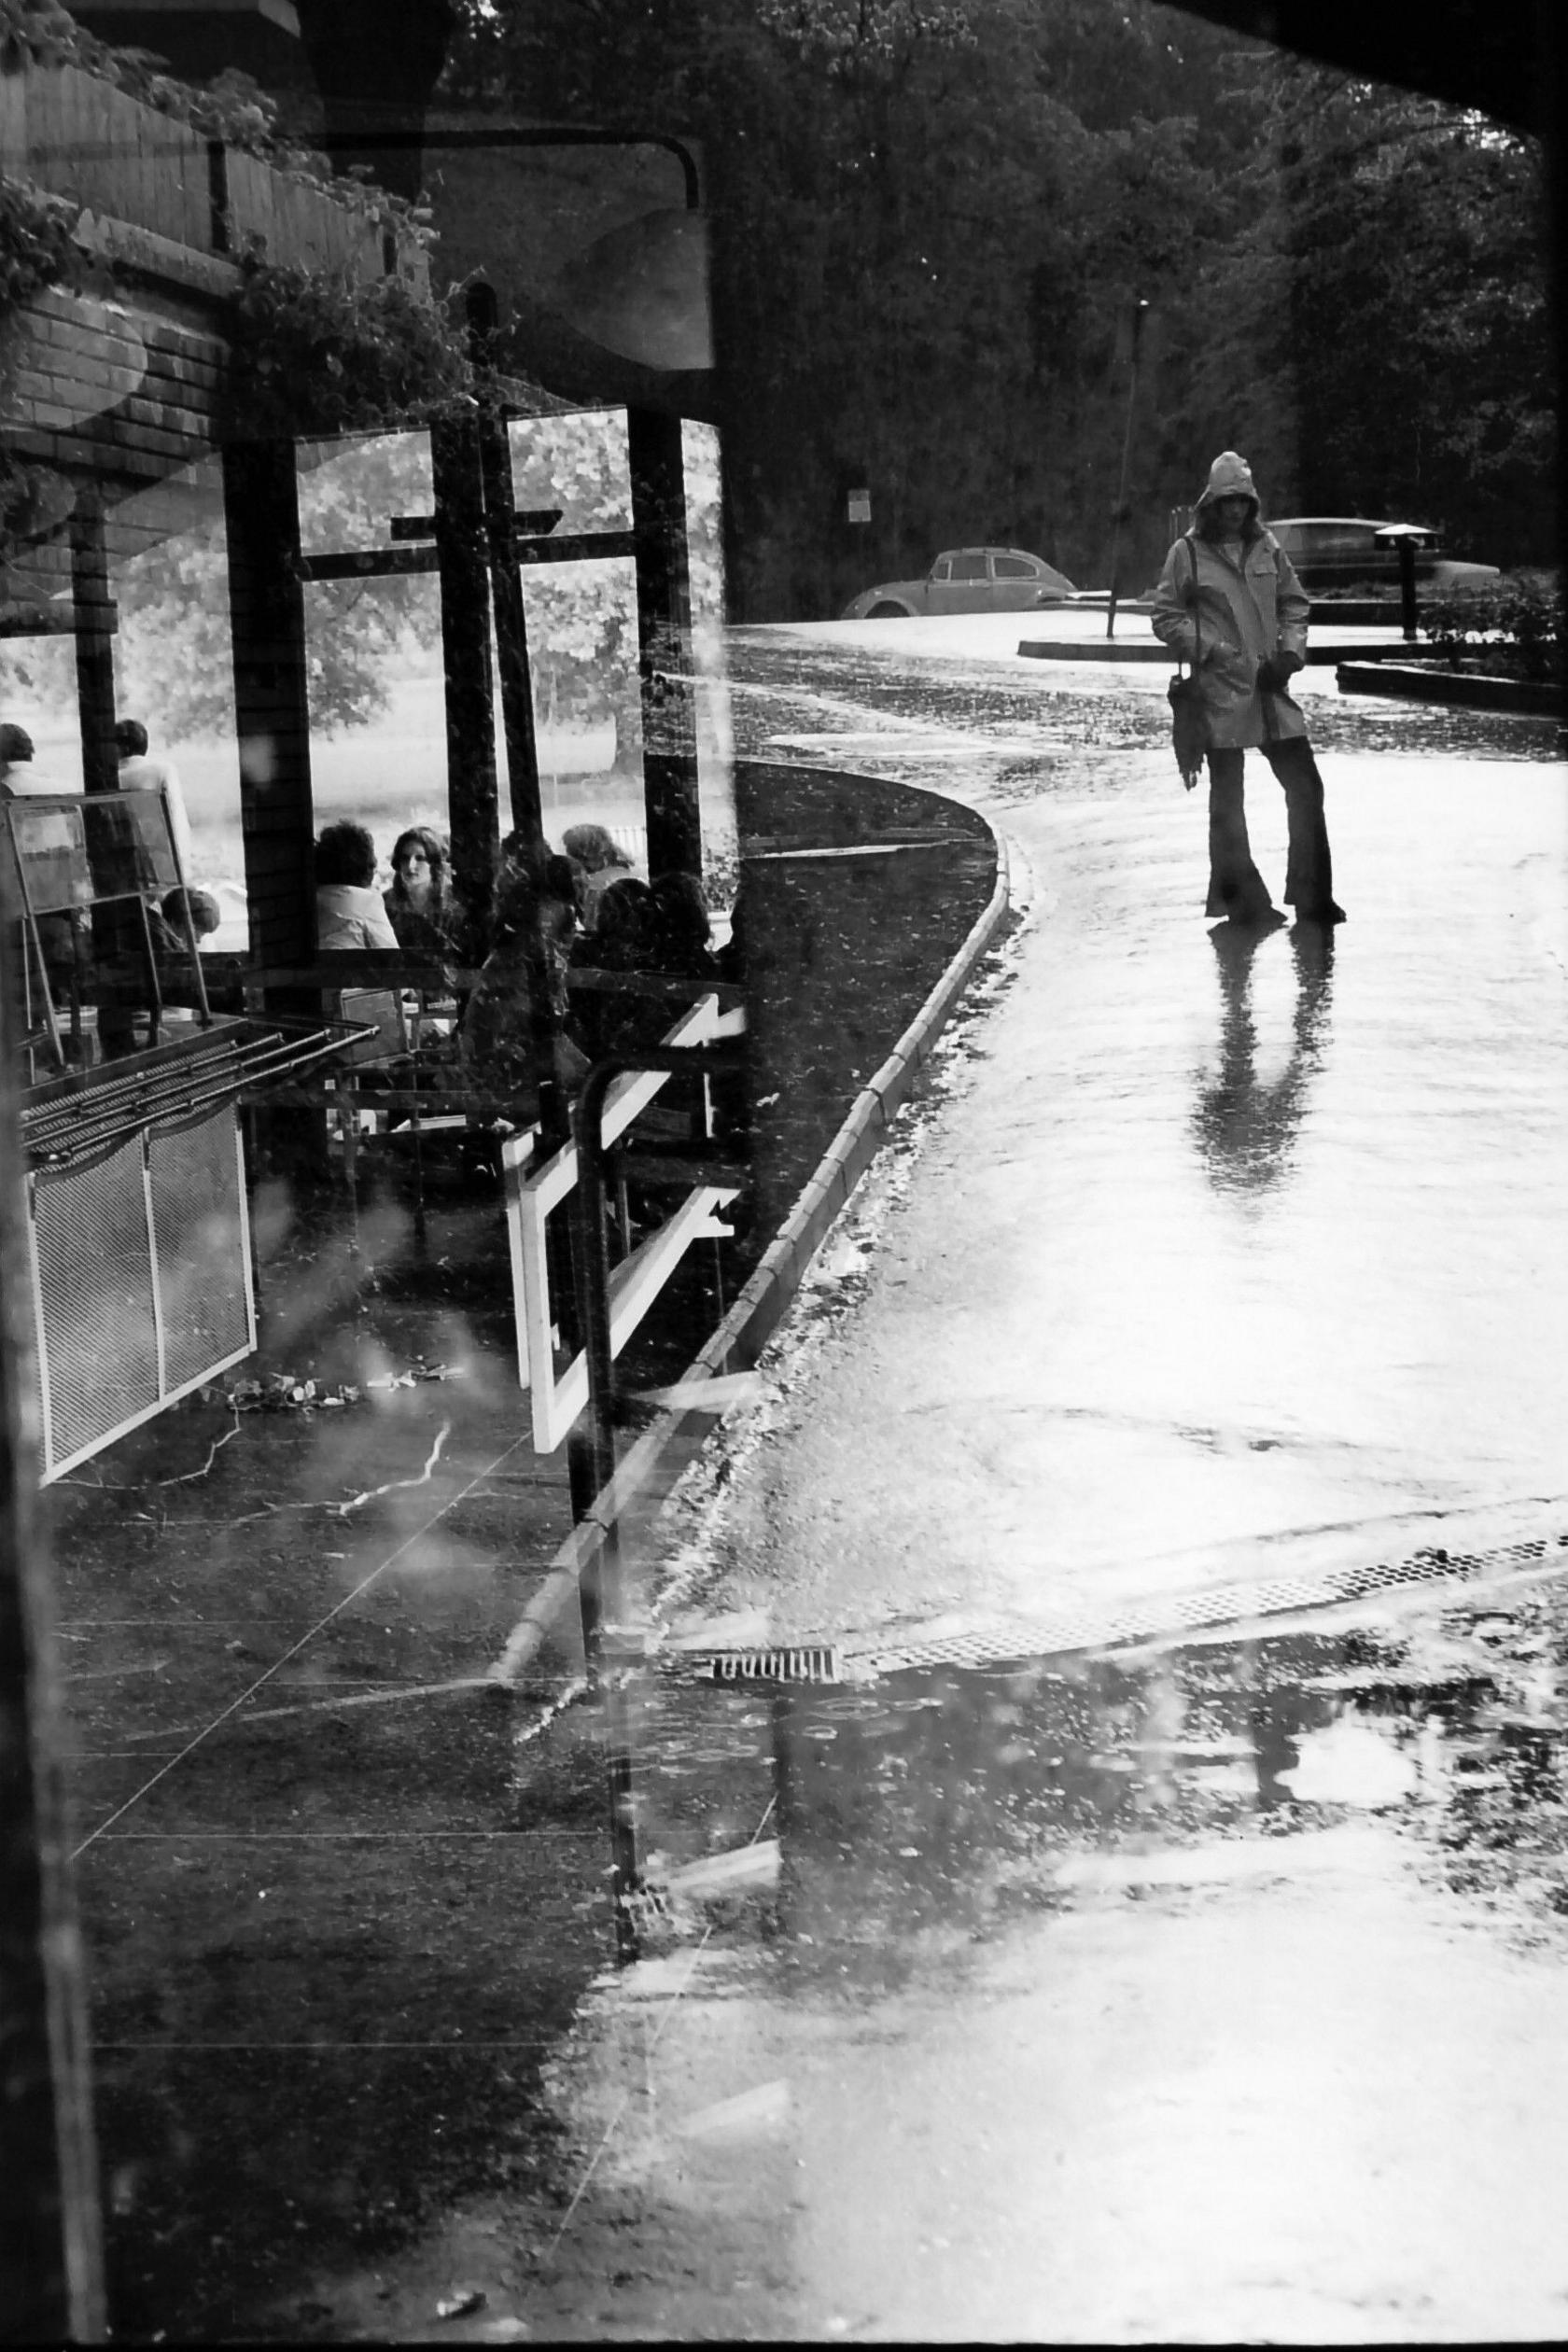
[57,617,1568,2339]
[507,623,1568,2342]
[679,627,1568,1657]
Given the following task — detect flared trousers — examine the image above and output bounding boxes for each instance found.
[1205,735,1338,923]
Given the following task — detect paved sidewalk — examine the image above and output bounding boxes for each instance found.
[250,663,1568,2342]
[499,722,1568,2345]
[672,743,1568,1656]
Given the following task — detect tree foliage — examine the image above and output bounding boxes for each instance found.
[437,0,1552,616]
[107,435,441,740]
[1233,59,1552,556]
[223,258,481,441]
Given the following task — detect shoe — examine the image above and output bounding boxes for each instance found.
[1214,901,1285,931]
[1297,902,1347,925]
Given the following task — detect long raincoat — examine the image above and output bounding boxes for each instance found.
[1150,451,1311,751]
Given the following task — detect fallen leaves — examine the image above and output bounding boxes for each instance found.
[202,1363,463,1413]
[203,1374,361,1413]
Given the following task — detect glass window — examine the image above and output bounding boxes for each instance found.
[992,555,1036,579]
[109,455,241,932]
[931,557,952,581]
[681,418,736,899]
[508,408,640,840]
[0,633,85,796]
[293,432,446,880]
[950,553,987,581]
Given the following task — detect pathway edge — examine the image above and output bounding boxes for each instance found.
[492,809,1014,1690]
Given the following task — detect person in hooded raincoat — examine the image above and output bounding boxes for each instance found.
[1151,451,1345,927]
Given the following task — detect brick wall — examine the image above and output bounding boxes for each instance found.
[1,286,224,509]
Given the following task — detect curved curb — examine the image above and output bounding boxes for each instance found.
[492,806,1014,1691]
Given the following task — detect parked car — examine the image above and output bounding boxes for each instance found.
[840,546,1076,620]
[1264,518,1501,597]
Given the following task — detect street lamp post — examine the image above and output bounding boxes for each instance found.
[1105,297,1149,641]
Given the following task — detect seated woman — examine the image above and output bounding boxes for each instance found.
[384,826,464,957]
[315,822,398,949]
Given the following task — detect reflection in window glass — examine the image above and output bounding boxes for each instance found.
[508,408,643,868]
[683,417,735,903]
[507,407,632,535]
[296,428,436,555]
[0,471,85,791]
[0,632,85,796]
[107,458,243,941]
[294,433,448,901]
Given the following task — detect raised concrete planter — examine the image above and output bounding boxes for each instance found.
[1017,637,1415,665]
[1337,662,1563,718]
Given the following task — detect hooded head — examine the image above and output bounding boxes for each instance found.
[1194,450,1261,539]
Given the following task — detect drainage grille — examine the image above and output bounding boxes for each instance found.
[844,1531,1568,1676]
[706,1647,841,1685]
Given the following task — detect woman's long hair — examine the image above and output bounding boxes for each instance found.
[561,821,633,876]
[387,826,451,909]
[1194,495,1262,544]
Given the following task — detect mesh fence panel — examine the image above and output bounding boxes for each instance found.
[32,1135,158,1465]
[147,1110,249,1393]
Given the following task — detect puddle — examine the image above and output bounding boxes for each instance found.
[463,1567,1568,2341]
[628,1575,1568,1914]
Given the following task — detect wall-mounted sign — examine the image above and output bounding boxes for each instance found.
[847,487,872,525]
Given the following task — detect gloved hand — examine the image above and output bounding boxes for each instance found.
[1256,651,1302,693]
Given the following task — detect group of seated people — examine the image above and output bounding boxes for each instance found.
[312,816,741,1130]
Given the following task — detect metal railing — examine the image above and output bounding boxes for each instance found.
[503,989,745,1451]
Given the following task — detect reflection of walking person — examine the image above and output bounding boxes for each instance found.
[1152,452,1346,927]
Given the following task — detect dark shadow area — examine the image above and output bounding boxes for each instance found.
[49,762,997,2339]
[733,761,997,1239]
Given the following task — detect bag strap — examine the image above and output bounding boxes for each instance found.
[1180,532,1201,678]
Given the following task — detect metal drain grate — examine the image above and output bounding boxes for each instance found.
[706,1647,841,1685]
[847,1531,1568,1677]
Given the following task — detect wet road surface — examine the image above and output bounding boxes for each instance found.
[63,618,1568,2339]
[488,623,1568,2342]
[678,623,1568,1658]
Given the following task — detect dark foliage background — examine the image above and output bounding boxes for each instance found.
[438,2,1547,617]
